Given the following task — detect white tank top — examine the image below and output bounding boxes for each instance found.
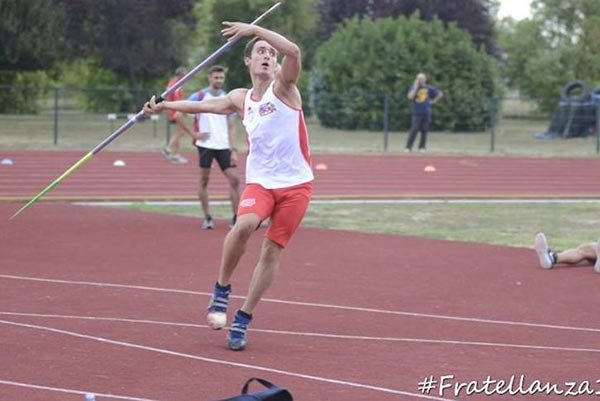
[242,82,313,189]
[193,89,230,150]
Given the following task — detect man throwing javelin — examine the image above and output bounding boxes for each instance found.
[143,22,313,350]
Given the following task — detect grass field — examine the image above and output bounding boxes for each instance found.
[116,201,600,251]
[1,110,600,157]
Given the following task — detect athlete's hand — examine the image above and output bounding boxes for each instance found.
[143,96,164,115]
[221,22,255,41]
[231,149,239,164]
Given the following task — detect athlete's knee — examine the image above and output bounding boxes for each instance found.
[199,172,210,188]
[228,173,240,189]
[260,239,283,265]
[231,216,260,239]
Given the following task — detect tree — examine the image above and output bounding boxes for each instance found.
[498,0,600,111]
[319,0,498,55]
[531,0,600,84]
[51,0,195,111]
[0,0,66,71]
[191,0,320,91]
[0,0,66,113]
[59,0,194,88]
[311,15,499,131]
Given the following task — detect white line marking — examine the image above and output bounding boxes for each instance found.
[2,274,599,334]
[0,319,455,401]
[3,311,600,354]
[75,199,600,206]
[0,379,159,401]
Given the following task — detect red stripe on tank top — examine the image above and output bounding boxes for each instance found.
[298,111,311,165]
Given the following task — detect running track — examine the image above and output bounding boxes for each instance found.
[1,151,600,400]
[1,203,600,401]
[2,151,600,201]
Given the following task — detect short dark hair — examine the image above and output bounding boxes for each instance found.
[244,37,261,58]
[208,65,226,74]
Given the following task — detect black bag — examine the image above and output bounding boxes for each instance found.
[214,377,293,401]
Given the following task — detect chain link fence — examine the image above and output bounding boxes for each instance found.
[1,85,599,156]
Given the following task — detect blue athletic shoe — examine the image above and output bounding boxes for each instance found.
[227,310,252,351]
[206,282,231,330]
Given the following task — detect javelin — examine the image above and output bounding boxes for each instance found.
[9,2,282,220]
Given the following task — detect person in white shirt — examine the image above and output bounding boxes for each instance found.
[188,65,240,229]
[143,22,313,351]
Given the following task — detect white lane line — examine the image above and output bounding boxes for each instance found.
[0,379,159,401]
[2,311,600,354]
[76,199,600,206]
[2,274,600,334]
[0,319,455,401]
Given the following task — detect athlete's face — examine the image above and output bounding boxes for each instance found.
[209,71,225,90]
[245,40,278,77]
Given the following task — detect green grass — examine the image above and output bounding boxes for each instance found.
[307,117,599,157]
[116,201,600,250]
[0,111,171,151]
[2,110,599,158]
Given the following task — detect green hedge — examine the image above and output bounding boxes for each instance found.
[0,70,50,114]
[310,15,499,132]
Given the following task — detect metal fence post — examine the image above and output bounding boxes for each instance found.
[151,114,159,137]
[382,94,390,152]
[166,118,171,146]
[53,87,59,145]
[596,99,600,155]
[489,97,497,153]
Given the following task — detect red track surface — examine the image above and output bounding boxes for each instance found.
[2,151,600,400]
[2,202,600,401]
[2,151,600,201]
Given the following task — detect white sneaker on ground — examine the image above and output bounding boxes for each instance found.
[170,154,188,164]
[534,233,554,269]
[161,148,172,160]
[202,215,214,230]
[207,311,227,330]
[594,240,600,273]
[206,282,231,330]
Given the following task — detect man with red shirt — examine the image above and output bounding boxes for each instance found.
[162,66,196,164]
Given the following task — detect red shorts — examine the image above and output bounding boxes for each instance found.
[238,182,313,248]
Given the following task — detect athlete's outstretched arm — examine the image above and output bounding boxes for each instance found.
[144,89,245,116]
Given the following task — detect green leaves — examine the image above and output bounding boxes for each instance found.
[0,0,66,71]
[191,0,320,91]
[500,0,600,112]
[311,15,499,131]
